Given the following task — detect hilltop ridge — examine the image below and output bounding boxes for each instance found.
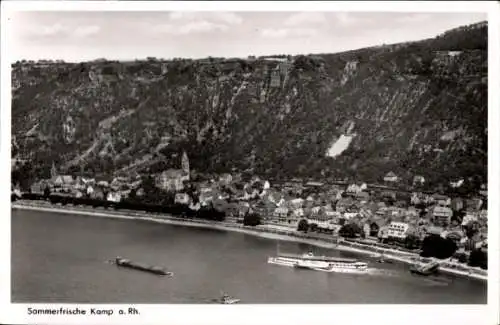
[12,20,487,190]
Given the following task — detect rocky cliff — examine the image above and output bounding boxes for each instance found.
[11,21,487,188]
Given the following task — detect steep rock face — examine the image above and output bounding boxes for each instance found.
[12,22,487,186]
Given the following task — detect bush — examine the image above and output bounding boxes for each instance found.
[297,219,309,232]
[243,213,261,226]
[468,249,487,269]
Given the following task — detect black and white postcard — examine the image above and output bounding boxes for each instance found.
[1,1,498,325]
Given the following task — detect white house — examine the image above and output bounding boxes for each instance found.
[384,172,399,183]
[450,178,464,188]
[273,207,289,223]
[413,175,425,186]
[346,183,366,194]
[387,222,410,240]
[107,192,122,203]
[86,185,94,196]
[432,206,453,226]
[175,193,191,205]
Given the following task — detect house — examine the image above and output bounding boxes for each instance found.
[97,180,109,187]
[451,197,464,212]
[305,181,324,189]
[86,185,95,197]
[383,171,399,183]
[479,183,487,197]
[336,197,355,212]
[156,169,187,192]
[219,173,233,186]
[465,198,483,211]
[461,213,478,227]
[288,198,304,209]
[199,188,215,206]
[279,61,292,76]
[355,191,370,202]
[292,207,305,219]
[413,175,425,186]
[273,207,289,223]
[425,225,445,237]
[270,70,281,87]
[53,175,75,191]
[175,193,191,205]
[218,75,230,83]
[449,178,464,188]
[106,191,122,203]
[432,206,453,226]
[381,191,397,200]
[346,183,363,194]
[433,194,451,206]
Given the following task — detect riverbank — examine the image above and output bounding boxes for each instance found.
[12,201,487,281]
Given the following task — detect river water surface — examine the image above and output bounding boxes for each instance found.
[11,209,487,304]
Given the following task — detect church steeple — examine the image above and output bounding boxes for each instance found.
[51,162,58,179]
[181,151,190,180]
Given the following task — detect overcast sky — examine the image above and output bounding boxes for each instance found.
[8,11,486,62]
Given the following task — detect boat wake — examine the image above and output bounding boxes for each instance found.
[363,268,401,277]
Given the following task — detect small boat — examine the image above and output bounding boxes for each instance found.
[218,291,240,304]
[376,254,393,264]
[410,260,440,276]
[112,257,173,277]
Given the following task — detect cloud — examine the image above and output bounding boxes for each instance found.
[160,12,242,35]
[22,23,100,39]
[211,12,243,25]
[334,13,360,27]
[178,21,228,34]
[261,28,318,38]
[73,25,100,38]
[168,12,243,25]
[395,14,432,23]
[284,12,327,27]
[30,23,65,37]
[155,20,228,35]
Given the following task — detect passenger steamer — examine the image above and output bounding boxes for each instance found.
[268,251,368,274]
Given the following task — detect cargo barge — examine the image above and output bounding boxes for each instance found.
[113,257,173,277]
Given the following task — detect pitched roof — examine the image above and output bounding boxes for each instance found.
[385,171,397,177]
[161,169,185,177]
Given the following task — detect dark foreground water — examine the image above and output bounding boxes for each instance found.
[11,209,487,304]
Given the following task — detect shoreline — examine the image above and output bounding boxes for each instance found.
[12,201,487,282]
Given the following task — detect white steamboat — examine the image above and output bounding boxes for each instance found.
[268,252,368,274]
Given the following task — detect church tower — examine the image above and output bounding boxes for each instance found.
[181,151,190,181]
[51,162,58,179]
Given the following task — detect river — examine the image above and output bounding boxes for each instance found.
[11,209,487,304]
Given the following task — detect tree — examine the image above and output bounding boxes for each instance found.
[309,223,318,232]
[43,186,51,198]
[369,222,380,237]
[297,219,309,232]
[338,223,362,238]
[243,213,261,226]
[420,234,458,259]
[404,234,421,250]
[468,249,487,269]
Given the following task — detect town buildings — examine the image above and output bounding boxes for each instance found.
[383,171,399,183]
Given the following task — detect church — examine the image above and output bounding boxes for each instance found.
[155,151,190,192]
